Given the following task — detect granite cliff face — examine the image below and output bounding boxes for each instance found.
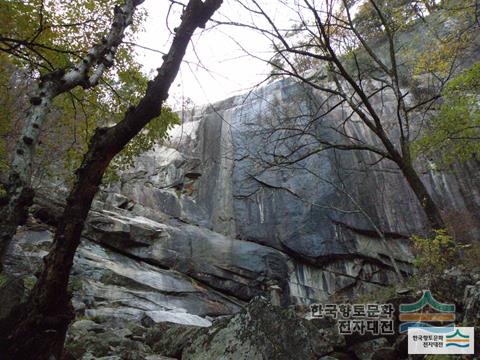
[108,76,480,297]
[4,76,480,327]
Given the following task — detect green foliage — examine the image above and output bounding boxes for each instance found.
[414,62,480,166]
[409,0,475,79]
[0,0,145,72]
[0,274,7,287]
[0,53,27,171]
[121,107,179,168]
[0,127,8,171]
[103,106,179,185]
[0,185,6,199]
[352,0,419,40]
[0,0,170,187]
[68,276,83,292]
[411,229,457,273]
[270,0,476,85]
[353,283,398,304]
[22,275,37,291]
[352,0,475,41]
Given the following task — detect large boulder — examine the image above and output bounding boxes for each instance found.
[64,318,151,359]
[178,297,344,360]
[349,338,390,360]
[4,225,240,328]
[83,208,290,303]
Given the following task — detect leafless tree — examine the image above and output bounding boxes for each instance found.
[215,0,479,231]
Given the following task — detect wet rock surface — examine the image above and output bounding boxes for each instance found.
[5,76,479,323]
[181,298,340,360]
[99,75,480,304]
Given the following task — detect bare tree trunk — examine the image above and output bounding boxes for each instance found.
[399,160,445,230]
[0,0,144,270]
[248,0,448,233]
[0,175,34,272]
[0,130,115,360]
[0,1,222,359]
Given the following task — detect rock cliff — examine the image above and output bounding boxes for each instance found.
[4,76,480,329]
[100,76,480,305]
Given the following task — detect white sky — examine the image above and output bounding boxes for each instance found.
[136,0,288,107]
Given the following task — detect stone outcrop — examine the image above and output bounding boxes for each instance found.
[60,282,480,360]
[63,297,347,360]
[2,68,480,346]
[0,67,480,359]
[4,222,240,327]
[179,297,343,360]
[100,75,479,306]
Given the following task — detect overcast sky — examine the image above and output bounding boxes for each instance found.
[136,0,287,107]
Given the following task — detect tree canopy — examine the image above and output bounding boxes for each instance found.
[414,62,480,167]
[0,0,178,187]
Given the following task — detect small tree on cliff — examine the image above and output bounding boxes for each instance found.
[0,1,223,359]
[223,0,478,231]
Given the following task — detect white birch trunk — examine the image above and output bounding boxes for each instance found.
[0,0,144,265]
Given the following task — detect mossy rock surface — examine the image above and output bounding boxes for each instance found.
[176,297,343,360]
